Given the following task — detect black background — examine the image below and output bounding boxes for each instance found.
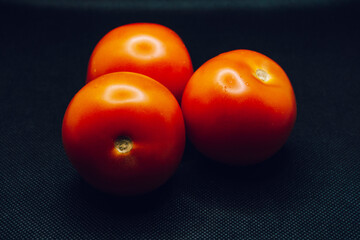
[1,0,360,239]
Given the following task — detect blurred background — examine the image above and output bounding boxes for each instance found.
[1,0,357,10]
[1,0,359,239]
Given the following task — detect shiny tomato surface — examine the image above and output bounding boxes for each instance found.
[181,50,297,165]
[86,23,193,102]
[62,72,185,195]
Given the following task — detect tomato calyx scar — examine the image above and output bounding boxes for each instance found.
[114,136,133,153]
[256,69,270,82]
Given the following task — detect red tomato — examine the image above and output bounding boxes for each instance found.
[62,72,185,195]
[86,23,193,102]
[181,50,297,165]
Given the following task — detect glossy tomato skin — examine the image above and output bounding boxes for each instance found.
[181,50,297,165]
[62,72,185,195]
[86,23,193,102]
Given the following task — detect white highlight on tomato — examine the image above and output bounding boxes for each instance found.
[104,84,146,103]
[216,68,246,94]
[126,35,165,60]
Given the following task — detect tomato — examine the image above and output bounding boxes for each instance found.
[181,50,297,165]
[62,72,185,195]
[86,23,193,102]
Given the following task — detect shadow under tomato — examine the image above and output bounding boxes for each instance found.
[76,175,175,214]
[186,142,294,183]
[177,142,300,216]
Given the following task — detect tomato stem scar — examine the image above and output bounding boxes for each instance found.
[114,136,133,153]
[256,69,270,82]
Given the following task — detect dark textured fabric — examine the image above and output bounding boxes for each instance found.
[1,1,359,239]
